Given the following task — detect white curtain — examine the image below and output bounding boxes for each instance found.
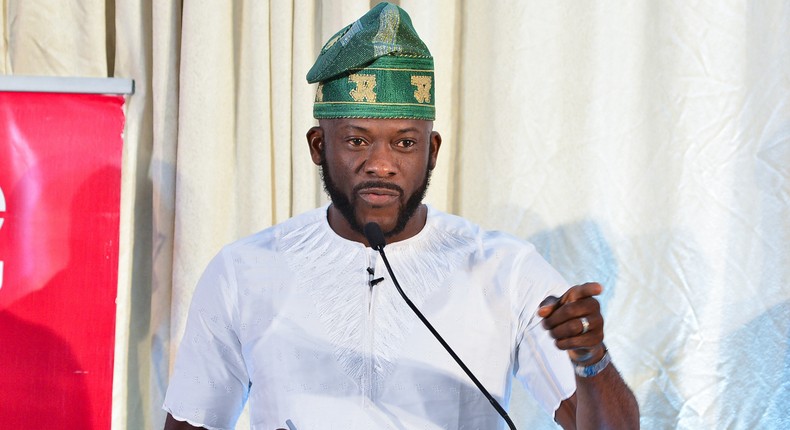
[2,1,788,429]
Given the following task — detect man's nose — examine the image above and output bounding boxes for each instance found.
[364,143,397,177]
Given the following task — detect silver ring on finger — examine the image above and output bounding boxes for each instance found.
[580,317,590,335]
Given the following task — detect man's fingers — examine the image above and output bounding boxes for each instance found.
[546,312,604,340]
[538,283,603,319]
[538,283,607,359]
[541,296,601,329]
[544,311,605,353]
[537,295,561,317]
[554,329,605,351]
[564,282,604,303]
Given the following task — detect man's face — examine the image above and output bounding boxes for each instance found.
[308,118,441,241]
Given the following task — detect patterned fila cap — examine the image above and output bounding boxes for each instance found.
[306,2,435,120]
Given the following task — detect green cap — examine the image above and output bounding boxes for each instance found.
[307,2,435,120]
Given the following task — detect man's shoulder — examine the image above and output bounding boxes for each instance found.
[425,207,562,291]
[427,206,535,252]
[223,206,329,254]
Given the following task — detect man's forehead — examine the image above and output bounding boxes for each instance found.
[321,118,433,133]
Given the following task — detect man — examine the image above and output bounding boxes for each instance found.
[163,3,639,429]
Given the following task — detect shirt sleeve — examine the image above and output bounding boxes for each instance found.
[163,248,249,430]
[512,246,577,417]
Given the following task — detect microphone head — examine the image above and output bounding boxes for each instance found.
[363,222,387,250]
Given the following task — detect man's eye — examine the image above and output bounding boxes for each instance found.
[397,139,416,148]
[348,138,365,146]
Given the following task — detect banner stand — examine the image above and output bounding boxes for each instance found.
[0,77,132,429]
[0,75,134,95]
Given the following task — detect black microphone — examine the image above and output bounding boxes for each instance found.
[363,222,517,430]
[364,222,386,250]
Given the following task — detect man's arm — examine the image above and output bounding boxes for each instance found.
[539,283,640,429]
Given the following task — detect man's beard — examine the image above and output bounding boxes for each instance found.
[320,152,432,238]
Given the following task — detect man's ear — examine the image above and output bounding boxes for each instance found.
[306,126,324,166]
[428,131,442,170]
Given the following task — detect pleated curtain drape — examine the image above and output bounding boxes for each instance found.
[2,1,788,429]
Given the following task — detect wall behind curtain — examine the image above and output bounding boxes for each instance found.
[2,1,788,429]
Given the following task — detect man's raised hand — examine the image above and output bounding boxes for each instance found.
[538,282,606,364]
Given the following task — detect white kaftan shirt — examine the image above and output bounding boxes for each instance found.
[163,206,576,429]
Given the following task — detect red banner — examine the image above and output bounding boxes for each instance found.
[0,92,124,428]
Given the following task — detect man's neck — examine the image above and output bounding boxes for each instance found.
[326,204,428,247]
